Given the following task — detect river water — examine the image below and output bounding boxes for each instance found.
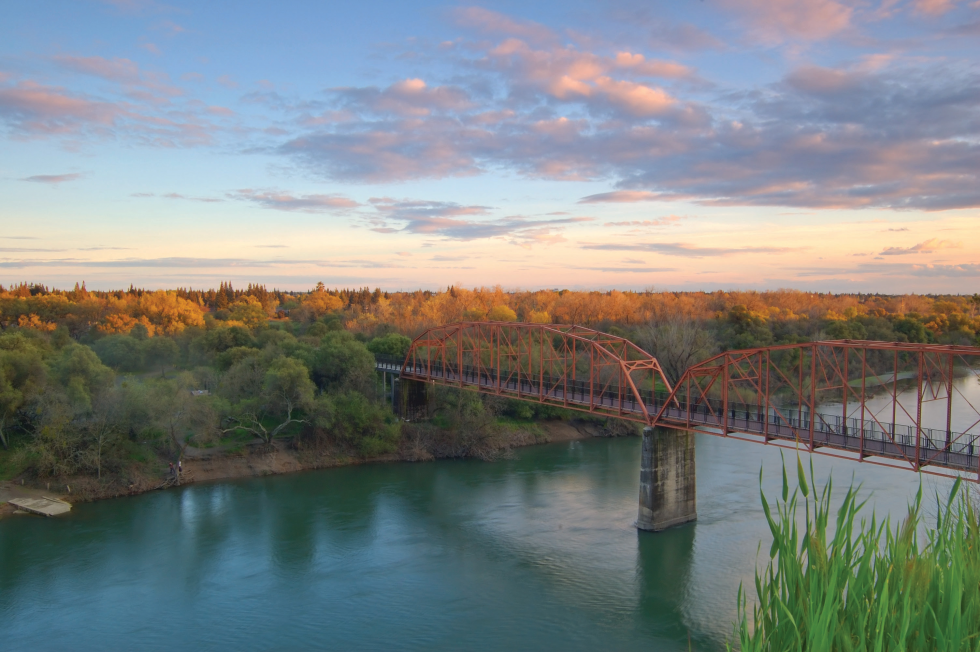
[1,431,957,651]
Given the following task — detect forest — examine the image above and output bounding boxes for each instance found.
[1,281,978,495]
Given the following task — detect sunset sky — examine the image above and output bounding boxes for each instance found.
[2,0,979,293]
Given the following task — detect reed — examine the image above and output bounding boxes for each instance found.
[731,457,980,651]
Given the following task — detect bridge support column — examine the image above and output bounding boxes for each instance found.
[395,378,433,421]
[636,426,697,532]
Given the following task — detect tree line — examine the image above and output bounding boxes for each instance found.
[1,281,978,491]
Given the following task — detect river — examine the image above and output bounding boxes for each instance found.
[1,431,957,651]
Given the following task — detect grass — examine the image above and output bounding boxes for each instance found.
[731,457,980,651]
[0,432,32,482]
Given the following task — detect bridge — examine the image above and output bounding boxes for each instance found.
[376,321,980,530]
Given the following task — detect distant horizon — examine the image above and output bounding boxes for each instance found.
[2,280,977,298]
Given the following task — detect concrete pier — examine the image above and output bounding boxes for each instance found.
[395,377,433,420]
[636,426,697,531]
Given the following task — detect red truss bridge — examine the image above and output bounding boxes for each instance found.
[380,322,980,480]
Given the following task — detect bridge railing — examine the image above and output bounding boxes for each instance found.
[655,340,980,476]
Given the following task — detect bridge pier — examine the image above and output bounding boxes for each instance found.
[636,426,697,532]
[395,377,433,421]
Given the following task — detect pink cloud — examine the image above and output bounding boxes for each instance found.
[603,215,687,227]
[231,189,360,212]
[579,191,669,203]
[911,0,959,14]
[720,0,852,42]
[880,238,962,255]
[452,6,555,44]
[613,53,694,79]
[0,81,120,134]
[53,55,182,98]
[54,55,140,83]
[592,77,675,117]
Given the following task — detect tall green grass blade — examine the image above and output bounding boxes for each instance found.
[732,463,980,652]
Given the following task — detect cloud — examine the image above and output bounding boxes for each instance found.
[132,191,222,202]
[574,266,677,273]
[911,0,958,15]
[581,242,798,257]
[879,238,961,255]
[279,117,485,182]
[0,81,122,135]
[333,78,471,116]
[0,76,221,146]
[0,247,67,253]
[452,6,556,44]
[267,39,980,210]
[21,173,82,184]
[718,0,853,42]
[0,257,323,269]
[53,55,182,97]
[230,189,359,212]
[430,255,468,261]
[647,21,725,51]
[949,20,980,36]
[795,262,980,278]
[579,191,668,203]
[603,215,687,227]
[366,197,590,244]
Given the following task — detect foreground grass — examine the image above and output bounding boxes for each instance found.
[731,458,980,651]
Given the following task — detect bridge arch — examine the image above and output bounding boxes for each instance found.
[399,321,673,423]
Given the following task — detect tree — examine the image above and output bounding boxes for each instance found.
[91,334,143,371]
[310,331,376,394]
[0,334,47,449]
[150,375,195,464]
[366,333,411,359]
[142,337,179,377]
[222,356,315,444]
[330,390,400,456]
[300,291,343,322]
[638,310,715,384]
[487,305,518,322]
[50,343,114,413]
[81,387,123,480]
[136,290,206,334]
[228,296,268,328]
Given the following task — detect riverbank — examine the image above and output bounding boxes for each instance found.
[0,419,621,517]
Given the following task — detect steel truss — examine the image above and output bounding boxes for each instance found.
[399,321,673,423]
[653,340,980,480]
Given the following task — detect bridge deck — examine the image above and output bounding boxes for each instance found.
[379,358,980,476]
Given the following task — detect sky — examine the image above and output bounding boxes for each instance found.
[1,0,979,293]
